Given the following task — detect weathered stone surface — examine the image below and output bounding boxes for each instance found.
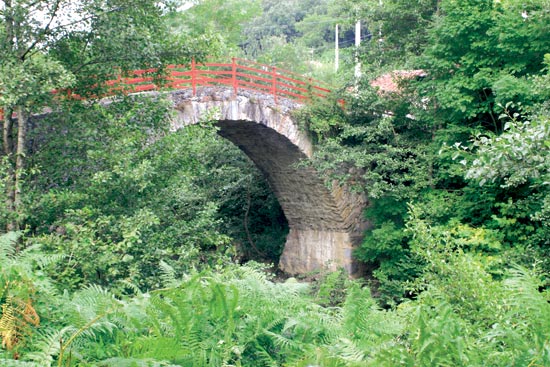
[169,87,367,276]
[280,229,357,274]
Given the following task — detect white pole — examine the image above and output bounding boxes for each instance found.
[335,24,339,72]
[379,0,383,45]
[355,19,361,80]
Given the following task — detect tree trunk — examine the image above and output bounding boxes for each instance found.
[3,0,17,231]
[14,105,28,228]
[1,104,27,232]
[3,107,17,231]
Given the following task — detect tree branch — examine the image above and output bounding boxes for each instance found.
[4,0,15,52]
[21,4,127,58]
[20,0,63,60]
[47,5,125,33]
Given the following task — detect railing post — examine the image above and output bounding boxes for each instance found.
[191,58,196,96]
[271,66,278,103]
[232,58,238,97]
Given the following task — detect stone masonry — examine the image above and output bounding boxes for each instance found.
[170,87,367,275]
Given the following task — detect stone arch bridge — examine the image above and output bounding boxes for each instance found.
[169,87,367,275]
[7,58,368,275]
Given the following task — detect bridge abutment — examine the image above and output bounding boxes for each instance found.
[280,229,357,274]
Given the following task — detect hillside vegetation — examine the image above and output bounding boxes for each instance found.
[1,0,549,365]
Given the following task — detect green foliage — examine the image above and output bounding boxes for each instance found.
[465,114,550,189]
[418,0,550,129]
[1,244,549,367]
[340,0,440,68]
[291,0,550,311]
[173,0,261,56]
[400,208,550,366]
[237,0,343,76]
[311,268,349,307]
[22,95,287,291]
[0,55,75,109]
[302,96,433,199]
[4,1,550,366]
[0,232,62,358]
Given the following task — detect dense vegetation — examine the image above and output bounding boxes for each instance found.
[1,0,549,365]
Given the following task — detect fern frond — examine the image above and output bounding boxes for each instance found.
[262,316,286,334]
[332,337,366,363]
[0,232,20,261]
[1,296,42,351]
[18,244,65,270]
[501,265,550,343]
[0,301,18,351]
[96,357,182,367]
[117,279,143,296]
[313,310,342,343]
[67,284,120,325]
[0,360,43,367]
[250,343,278,367]
[129,336,183,361]
[25,326,73,367]
[19,299,40,327]
[159,260,180,288]
[504,265,547,310]
[264,330,302,352]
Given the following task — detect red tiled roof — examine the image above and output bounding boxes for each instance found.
[370,70,426,93]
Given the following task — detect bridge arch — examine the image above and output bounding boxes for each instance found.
[170,87,367,275]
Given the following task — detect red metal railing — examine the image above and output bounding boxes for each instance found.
[116,58,331,102]
[0,58,332,120]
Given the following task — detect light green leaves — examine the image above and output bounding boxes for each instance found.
[0,55,74,108]
[466,116,550,188]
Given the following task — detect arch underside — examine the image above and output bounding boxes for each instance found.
[217,120,365,274]
[171,89,367,275]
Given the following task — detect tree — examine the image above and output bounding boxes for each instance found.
[0,0,208,231]
[172,0,261,56]
[241,0,328,59]
[419,0,550,130]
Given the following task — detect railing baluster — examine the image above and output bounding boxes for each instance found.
[271,66,278,103]
[232,58,238,96]
[191,58,196,96]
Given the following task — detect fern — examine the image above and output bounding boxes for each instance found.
[265,330,302,352]
[0,232,60,354]
[95,357,182,366]
[0,360,43,367]
[0,232,19,260]
[117,279,143,296]
[332,337,366,363]
[158,260,180,289]
[504,265,549,315]
[248,342,278,367]
[25,327,70,366]
[483,265,550,366]
[0,301,18,351]
[18,244,65,270]
[0,296,41,351]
